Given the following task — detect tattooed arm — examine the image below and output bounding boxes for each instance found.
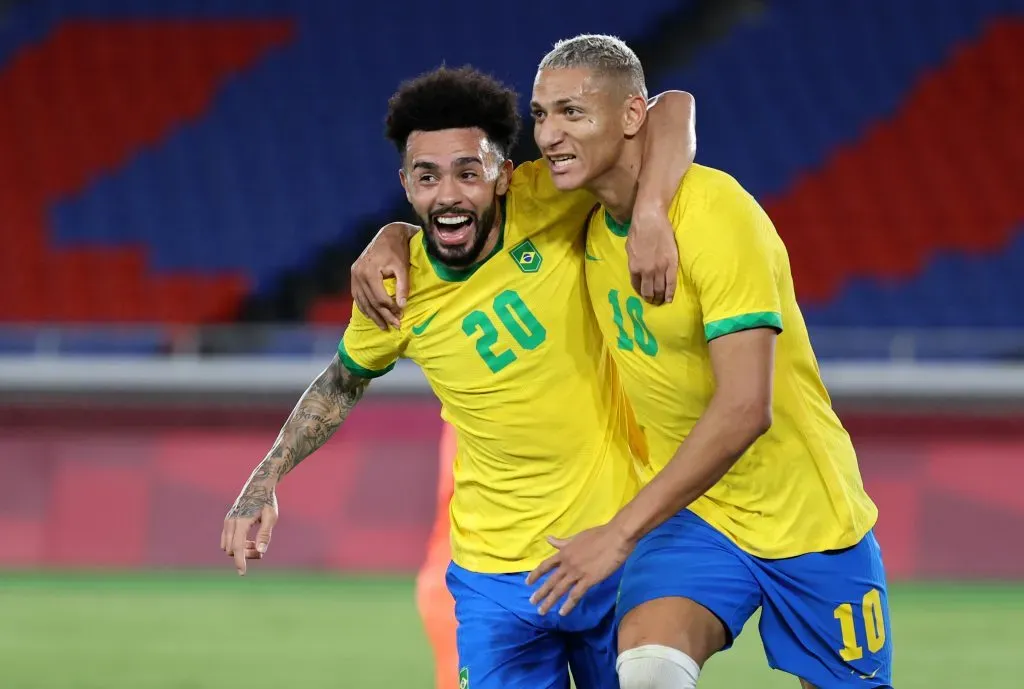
[220,354,369,575]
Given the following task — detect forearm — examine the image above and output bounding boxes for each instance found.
[610,398,767,543]
[636,90,696,214]
[375,221,420,244]
[262,355,368,481]
[229,356,368,514]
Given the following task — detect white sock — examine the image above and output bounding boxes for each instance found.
[616,644,700,689]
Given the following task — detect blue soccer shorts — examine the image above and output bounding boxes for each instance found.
[616,509,894,688]
[446,560,623,689]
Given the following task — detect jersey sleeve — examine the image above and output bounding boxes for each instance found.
[678,189,784,342]
[338,291,403,378]
[509,159,597,241]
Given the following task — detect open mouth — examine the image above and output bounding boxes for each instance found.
[432,214,475,246]
[547,154,577,173]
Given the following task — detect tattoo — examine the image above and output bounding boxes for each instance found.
[227,483,276,519]
[226,355,369,518]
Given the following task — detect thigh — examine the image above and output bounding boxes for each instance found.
[756,531,894,688]
[447,563,571,689]
[616,510,762,662]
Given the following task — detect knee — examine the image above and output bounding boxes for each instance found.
[616,644,700,689]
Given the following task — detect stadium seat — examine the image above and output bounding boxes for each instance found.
[648,0,1024,328]
[1,0,1021,335]
[0,0,685,323]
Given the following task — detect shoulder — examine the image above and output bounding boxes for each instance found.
[672,165,751,215]
[672,165,766,241]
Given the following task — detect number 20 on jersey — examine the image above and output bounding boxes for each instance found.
[462,290,546,373]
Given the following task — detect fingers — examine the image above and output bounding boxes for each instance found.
[358,289,386,331]
[526,553,559,586]
[393,266,409,310]
[231,520,252,576]
[243,540,264,560]
[558,579,591,617]
[351,263,397,331]
[664,260,677,304]
[651,270,666,307]
[533,569,575,616]
[639,272,655,304]
[255,508,277,555]
[220,519,232,553]
[366,271,402,329]
[630,272,644,301]
[357,282,390,331]
[633,262,677,306]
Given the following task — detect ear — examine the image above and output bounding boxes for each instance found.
[623,94,648,137]
[399,168,412,203]
[495,158,515,196]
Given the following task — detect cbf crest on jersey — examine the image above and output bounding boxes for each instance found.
[509,239,542,273]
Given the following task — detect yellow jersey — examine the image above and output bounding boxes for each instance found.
[584,164,877,558]
[340,160,644,573]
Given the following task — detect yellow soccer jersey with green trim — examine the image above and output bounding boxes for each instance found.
[584,164,877,558]
[340,160,646,573]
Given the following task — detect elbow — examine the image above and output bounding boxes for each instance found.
[660,90,695,121]
[665,91,696,157]
[726,398,772,448]
[752,405,773,439]
[657,89,695,108]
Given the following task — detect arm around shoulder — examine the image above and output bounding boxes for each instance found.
[628,90,697,305]
[351,221,420,330]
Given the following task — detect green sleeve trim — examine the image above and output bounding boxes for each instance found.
[337,339,395,379]
[704,311,783,341]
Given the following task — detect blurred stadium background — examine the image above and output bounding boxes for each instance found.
[1,0,1023,687]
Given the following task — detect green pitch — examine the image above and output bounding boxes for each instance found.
[0,572,1021,688]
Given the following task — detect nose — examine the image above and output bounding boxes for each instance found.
[436,174,463,207]
[534,117,564,152]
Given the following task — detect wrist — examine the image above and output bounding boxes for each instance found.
[631,195,667,221]
[609,508,644,546]
[247,477,279,494]
[249,460,283,487]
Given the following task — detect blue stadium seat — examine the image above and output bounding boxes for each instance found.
[16,0,686,294]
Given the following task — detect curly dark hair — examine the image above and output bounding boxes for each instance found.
[385,65,522,158]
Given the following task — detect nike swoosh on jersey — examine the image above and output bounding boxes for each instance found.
[412,312,439,335]
[585,252,601,261]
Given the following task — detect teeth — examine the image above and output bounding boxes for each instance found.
[437,216,469,226]
[550,156,575,169]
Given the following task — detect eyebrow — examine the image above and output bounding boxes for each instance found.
[411,156,483,171]
[531,98,577,109]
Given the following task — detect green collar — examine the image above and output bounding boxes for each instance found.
[604,209,630,237]
[424,196,507,282]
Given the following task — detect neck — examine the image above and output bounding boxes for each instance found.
[586,136,644,225]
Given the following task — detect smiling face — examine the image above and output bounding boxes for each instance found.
[399,127,513,269]
[531,66,647,191]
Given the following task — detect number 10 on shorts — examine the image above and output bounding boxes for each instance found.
[833,588,887,661]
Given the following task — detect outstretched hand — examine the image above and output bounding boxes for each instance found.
[525,524,636,616]
[220,485,279,576]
